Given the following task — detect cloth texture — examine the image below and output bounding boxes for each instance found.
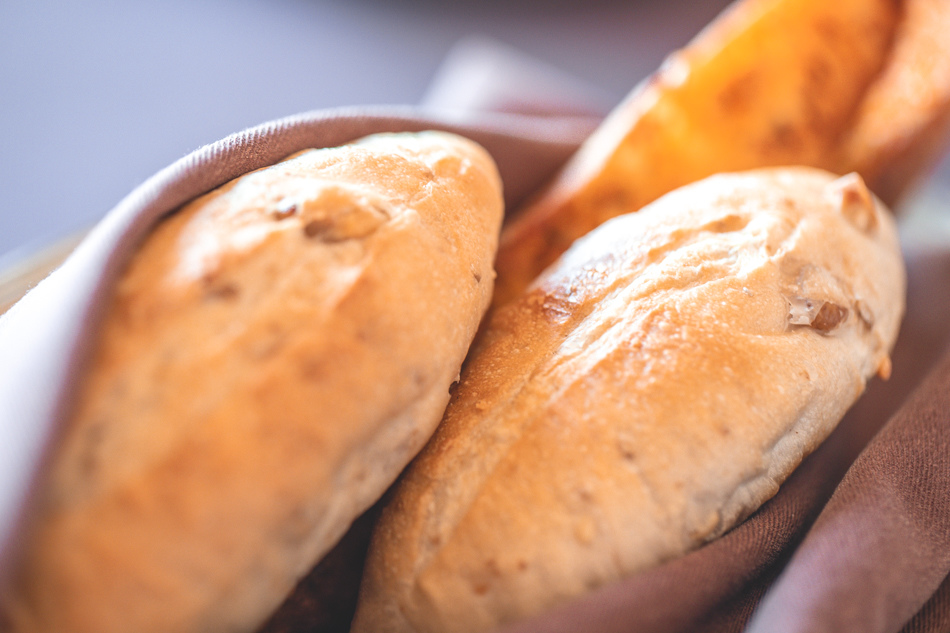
[0,100,949,633]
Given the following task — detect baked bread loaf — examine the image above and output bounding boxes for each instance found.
[352,168,905,633]
[0,131,504,633]
[491,0,900,309]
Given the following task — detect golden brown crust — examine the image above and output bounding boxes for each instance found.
[1,132,503,633]
[492,0,899,308]
[352,168,905,633]
[840,0,950,205]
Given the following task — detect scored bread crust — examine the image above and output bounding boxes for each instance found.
[1,132,503,633]
[352,168,905,633]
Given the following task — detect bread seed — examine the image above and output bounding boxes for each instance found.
[787,297,848,333]
[811,302,848,332]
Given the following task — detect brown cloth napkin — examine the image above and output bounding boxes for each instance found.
[747,309,950,633]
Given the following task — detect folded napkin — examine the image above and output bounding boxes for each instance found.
[2,47,950,633]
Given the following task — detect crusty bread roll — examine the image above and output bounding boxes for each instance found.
[490,0,899,310]
[0,131,503,633]
[352,168,905,633]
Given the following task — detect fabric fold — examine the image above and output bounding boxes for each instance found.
[746,342,950,633]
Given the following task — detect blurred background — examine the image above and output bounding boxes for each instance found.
[0,0,736,264]
[2,0,949,268]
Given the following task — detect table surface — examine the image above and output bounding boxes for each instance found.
[2,0,949,267]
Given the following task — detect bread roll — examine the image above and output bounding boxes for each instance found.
[352,168,905,633]
[490,0,899,309]
[0,131,504,633]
